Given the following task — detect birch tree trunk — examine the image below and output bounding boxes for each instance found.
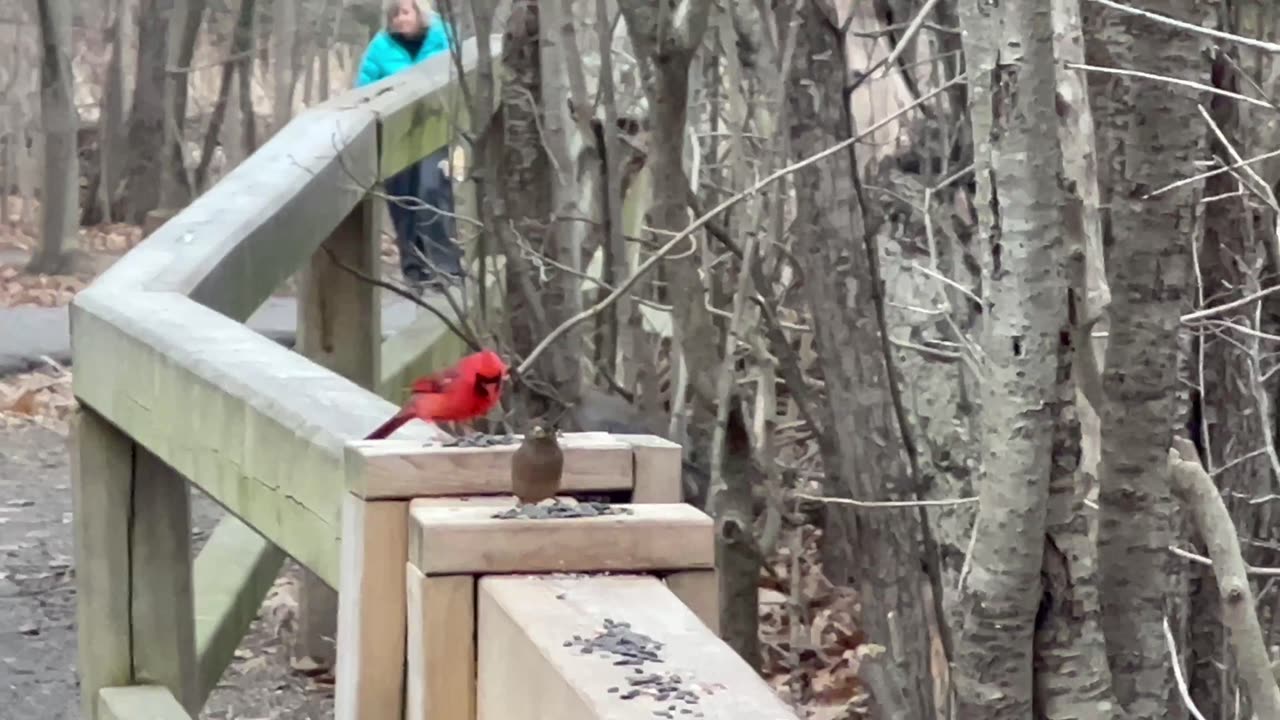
[952,2,1103,716]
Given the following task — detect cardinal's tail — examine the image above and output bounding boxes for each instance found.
[364,411,411,440]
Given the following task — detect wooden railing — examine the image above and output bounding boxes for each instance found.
[70,32,798,720]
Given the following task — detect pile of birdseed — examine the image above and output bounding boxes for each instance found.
[438,433,517,448]
[491,500,634,520]
[563,617,710,717]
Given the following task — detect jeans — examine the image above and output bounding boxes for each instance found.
[384,146,463,283]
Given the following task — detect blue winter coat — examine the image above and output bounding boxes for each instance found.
[355,16,455,88]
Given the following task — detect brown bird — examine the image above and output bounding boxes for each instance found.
[511,423,564,505]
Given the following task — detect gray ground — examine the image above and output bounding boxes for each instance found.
[0,293,424,719]
[0,424,337,719]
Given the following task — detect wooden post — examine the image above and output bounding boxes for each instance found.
[293,196,382,669]
[72,409,199,719]
[130,449,198,712]
[72,410,133,720]
[334,495,410,720]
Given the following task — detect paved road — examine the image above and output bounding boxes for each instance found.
[0,293,421,375]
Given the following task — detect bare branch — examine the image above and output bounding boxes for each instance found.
[1169,437,1280,717]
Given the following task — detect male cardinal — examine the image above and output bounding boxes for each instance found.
[364,349,508,440]
[511,423,564,505]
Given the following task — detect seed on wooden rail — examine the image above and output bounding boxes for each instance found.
[560,617,705,716]
[439,433,517,448]
[491,500,634,521]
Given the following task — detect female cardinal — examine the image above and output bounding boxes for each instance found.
[511,423,563,505]
[364,349,508,439]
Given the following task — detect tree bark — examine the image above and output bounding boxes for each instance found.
[1086,1,1202,716]
[81,0,128,226]
[787,5,935,716]
[488,0,558,421]
[615,0,719,508]
[119,0,173,224]
[160,0,208,209]
[30,0,80,275]
[271,0,298,135]
[196,0,256,192]
[952,2,1092,716]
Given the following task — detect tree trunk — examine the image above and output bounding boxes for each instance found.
[1085,0,1202,716]
[196,0,256,191]
[29,0,80,275]
[271,0,298,134]
[237,7,258,158]
[160,0,209,209]
[82,0,128,226]
[787,5,935,716]
[952,2,1100,716]
[488,0,558,422]
[119,0,173,224]
[616,0,718,502]
[537,0,585,410]
[1188,2,1279,714]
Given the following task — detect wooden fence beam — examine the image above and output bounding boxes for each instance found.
[406,566,476,720]
[345,432,635,499]
[334,494,410,720]
[476,575,798,720]
[192,516,286,703]
[129,450,198,713]
[71,410,199,718]
[72,410,133,720]
[98,685,192,720]
[293,190,385,670]
[409,501,713,576]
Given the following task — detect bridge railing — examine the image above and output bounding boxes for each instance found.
[70,30,800,720]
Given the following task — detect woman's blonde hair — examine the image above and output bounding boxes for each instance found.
[384,0,431,30]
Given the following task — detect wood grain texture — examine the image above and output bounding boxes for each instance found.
[129,450,198,714]
[476,575,798,720]
[85,107,377,321]
[616,434,683,503]
[294,196,383,669]
[663,570,720,636]
[71,410,134,720]
[406,567,476,720]
[346,433,635,499]
[409,501,713,575]
[98,685,192,720]
[334,495,410,720]
[192,516,285,704]
[70,290,436,585]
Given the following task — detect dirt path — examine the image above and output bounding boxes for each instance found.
[0,423,334,719]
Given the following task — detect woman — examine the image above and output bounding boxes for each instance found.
[356,0,463,289]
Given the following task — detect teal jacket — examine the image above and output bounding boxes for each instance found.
[355,16,455,88]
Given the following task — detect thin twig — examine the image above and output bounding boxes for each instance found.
[320,244,482,351]
[1164,615,1210,720]
[793,492,978,509]
[1067,62,1274,109]
[517,72,967,374]
[1085,0,1280,54]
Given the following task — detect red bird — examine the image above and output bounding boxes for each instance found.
[364,349,509,440]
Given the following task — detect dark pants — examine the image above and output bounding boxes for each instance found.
[385,146,462,283]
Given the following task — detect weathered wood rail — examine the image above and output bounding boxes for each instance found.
[69,32,798,720]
